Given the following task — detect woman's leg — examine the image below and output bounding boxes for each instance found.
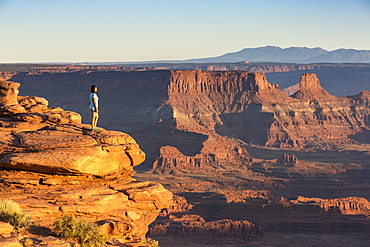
[93,112,99,129]
[91,110,97,129]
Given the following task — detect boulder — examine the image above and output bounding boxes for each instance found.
[0,127,145,177]
[0,222,14,237]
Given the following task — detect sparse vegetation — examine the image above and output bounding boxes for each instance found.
[21,238,34,247]
[53,215,108,247]
[0,199,31,231]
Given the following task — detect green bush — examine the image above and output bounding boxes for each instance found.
[0,199,31,231]
[53,215,108,247]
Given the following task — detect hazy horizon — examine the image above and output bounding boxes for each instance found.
[1,0,370,63]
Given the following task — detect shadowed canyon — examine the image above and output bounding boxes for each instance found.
[1,66,370,246]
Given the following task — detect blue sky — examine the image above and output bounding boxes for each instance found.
[0,0,369,63]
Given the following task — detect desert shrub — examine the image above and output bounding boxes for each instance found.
[53,215,108,247]
[145,237,160,247]
[22,238,34,247]
[0,199,31,231]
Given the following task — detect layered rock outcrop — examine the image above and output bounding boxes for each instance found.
[290,196,370,215]
[150,214,262,238]
[0,79,173,246]
[148,195,263,242]
[152,135,252,174]
[0,171,173,246]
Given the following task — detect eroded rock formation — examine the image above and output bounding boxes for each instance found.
[263,73,370,147]
[277,154,299,165]
[166,71,370,150]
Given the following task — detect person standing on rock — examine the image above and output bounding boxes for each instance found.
[89,85,100,131]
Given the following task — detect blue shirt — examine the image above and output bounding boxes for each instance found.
[89,93,99,110]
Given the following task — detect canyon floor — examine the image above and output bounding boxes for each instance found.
[135,143,370,246]
[151,233,370,247]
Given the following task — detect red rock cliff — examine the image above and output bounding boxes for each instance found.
[8,70,370,158]
[169,70,247,93]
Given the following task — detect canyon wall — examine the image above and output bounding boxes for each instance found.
[9,70,370,170]
[130,63,370,97]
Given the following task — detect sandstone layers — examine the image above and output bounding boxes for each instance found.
[0,79,173,246]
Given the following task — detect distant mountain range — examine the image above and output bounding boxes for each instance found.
[84,46,370,65]
[184,46,370,64]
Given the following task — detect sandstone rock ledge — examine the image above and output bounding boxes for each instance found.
[0,171,173,246]
[0,80,173,246]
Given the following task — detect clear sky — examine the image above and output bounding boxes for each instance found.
[1,0,370,63]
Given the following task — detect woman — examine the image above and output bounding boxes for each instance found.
[89,85,100,131]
